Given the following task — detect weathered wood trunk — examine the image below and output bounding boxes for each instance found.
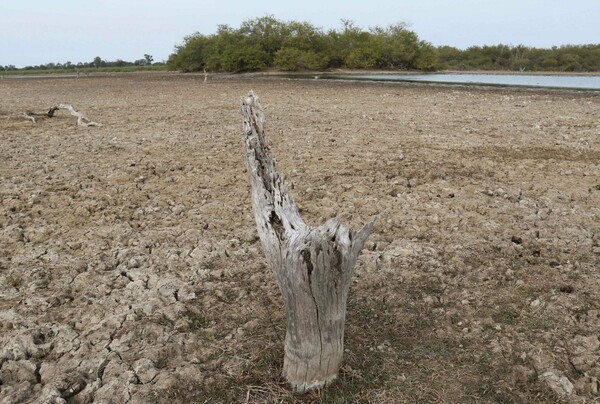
[241,91,374,392]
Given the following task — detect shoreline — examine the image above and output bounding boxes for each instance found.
[3,70,599,95]
[259,67,600,77]
[245,72,600,94]
[2,70,599,96]
[3,68,600,79]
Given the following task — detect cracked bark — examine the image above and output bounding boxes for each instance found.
[241,91,375,392]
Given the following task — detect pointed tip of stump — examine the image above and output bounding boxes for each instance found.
[243,90,258,107]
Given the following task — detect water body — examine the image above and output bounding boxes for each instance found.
[331,73,600,90]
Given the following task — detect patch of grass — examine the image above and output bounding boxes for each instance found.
[154,346,178,370]
[188,312,211,331]
[159,382,215,404]
[462,355,558,404]
[153,313,175,328]
[571,305,590,320]
[218,288,238,303]
[5,272,23,289]
[492,307,521,325]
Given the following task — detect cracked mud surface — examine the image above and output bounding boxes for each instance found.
[1,73,599,402]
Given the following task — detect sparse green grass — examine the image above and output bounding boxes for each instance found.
[159,285,536,403]
[4,273,23,289]
[153,313,175,328]
[187,312,211,331]
[492,307,521,325]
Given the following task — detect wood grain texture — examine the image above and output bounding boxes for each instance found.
[241,91,375,392]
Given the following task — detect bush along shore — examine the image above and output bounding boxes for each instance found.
[166,16,600,73]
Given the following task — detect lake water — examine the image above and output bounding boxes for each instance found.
[334,73,600,90]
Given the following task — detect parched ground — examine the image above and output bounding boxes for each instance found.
[0,73,599,403]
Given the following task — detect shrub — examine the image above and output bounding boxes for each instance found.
[274,47,327,71]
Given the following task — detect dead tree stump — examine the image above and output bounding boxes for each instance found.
[241,91,375,392]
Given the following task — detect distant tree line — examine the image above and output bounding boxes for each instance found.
[167,16,438,72]
[0,54,157,72]
[168,16,600,73]
[437,44,600,72]
[4,19,599,74]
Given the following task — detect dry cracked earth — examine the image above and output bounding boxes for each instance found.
[0,73,599,403]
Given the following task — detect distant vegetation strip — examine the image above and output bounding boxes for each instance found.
[1,54,165,74]
[167,16,600,73]
[3,16,599,74]
[438,44,600,72]
[0,65,167,76]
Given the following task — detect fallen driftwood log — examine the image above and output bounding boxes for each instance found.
[19,104,102,127]
[241,91,375,392]
[19,106,59,123]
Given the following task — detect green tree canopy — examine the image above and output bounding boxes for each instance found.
[168,16,436,72]
[167,16,600,73]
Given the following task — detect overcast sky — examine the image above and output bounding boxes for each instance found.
[1,0,599,67]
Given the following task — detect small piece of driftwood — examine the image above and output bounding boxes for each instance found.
[20,104,102,127]
[241,91,375,392]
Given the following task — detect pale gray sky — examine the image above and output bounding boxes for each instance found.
[1,0,599,67]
